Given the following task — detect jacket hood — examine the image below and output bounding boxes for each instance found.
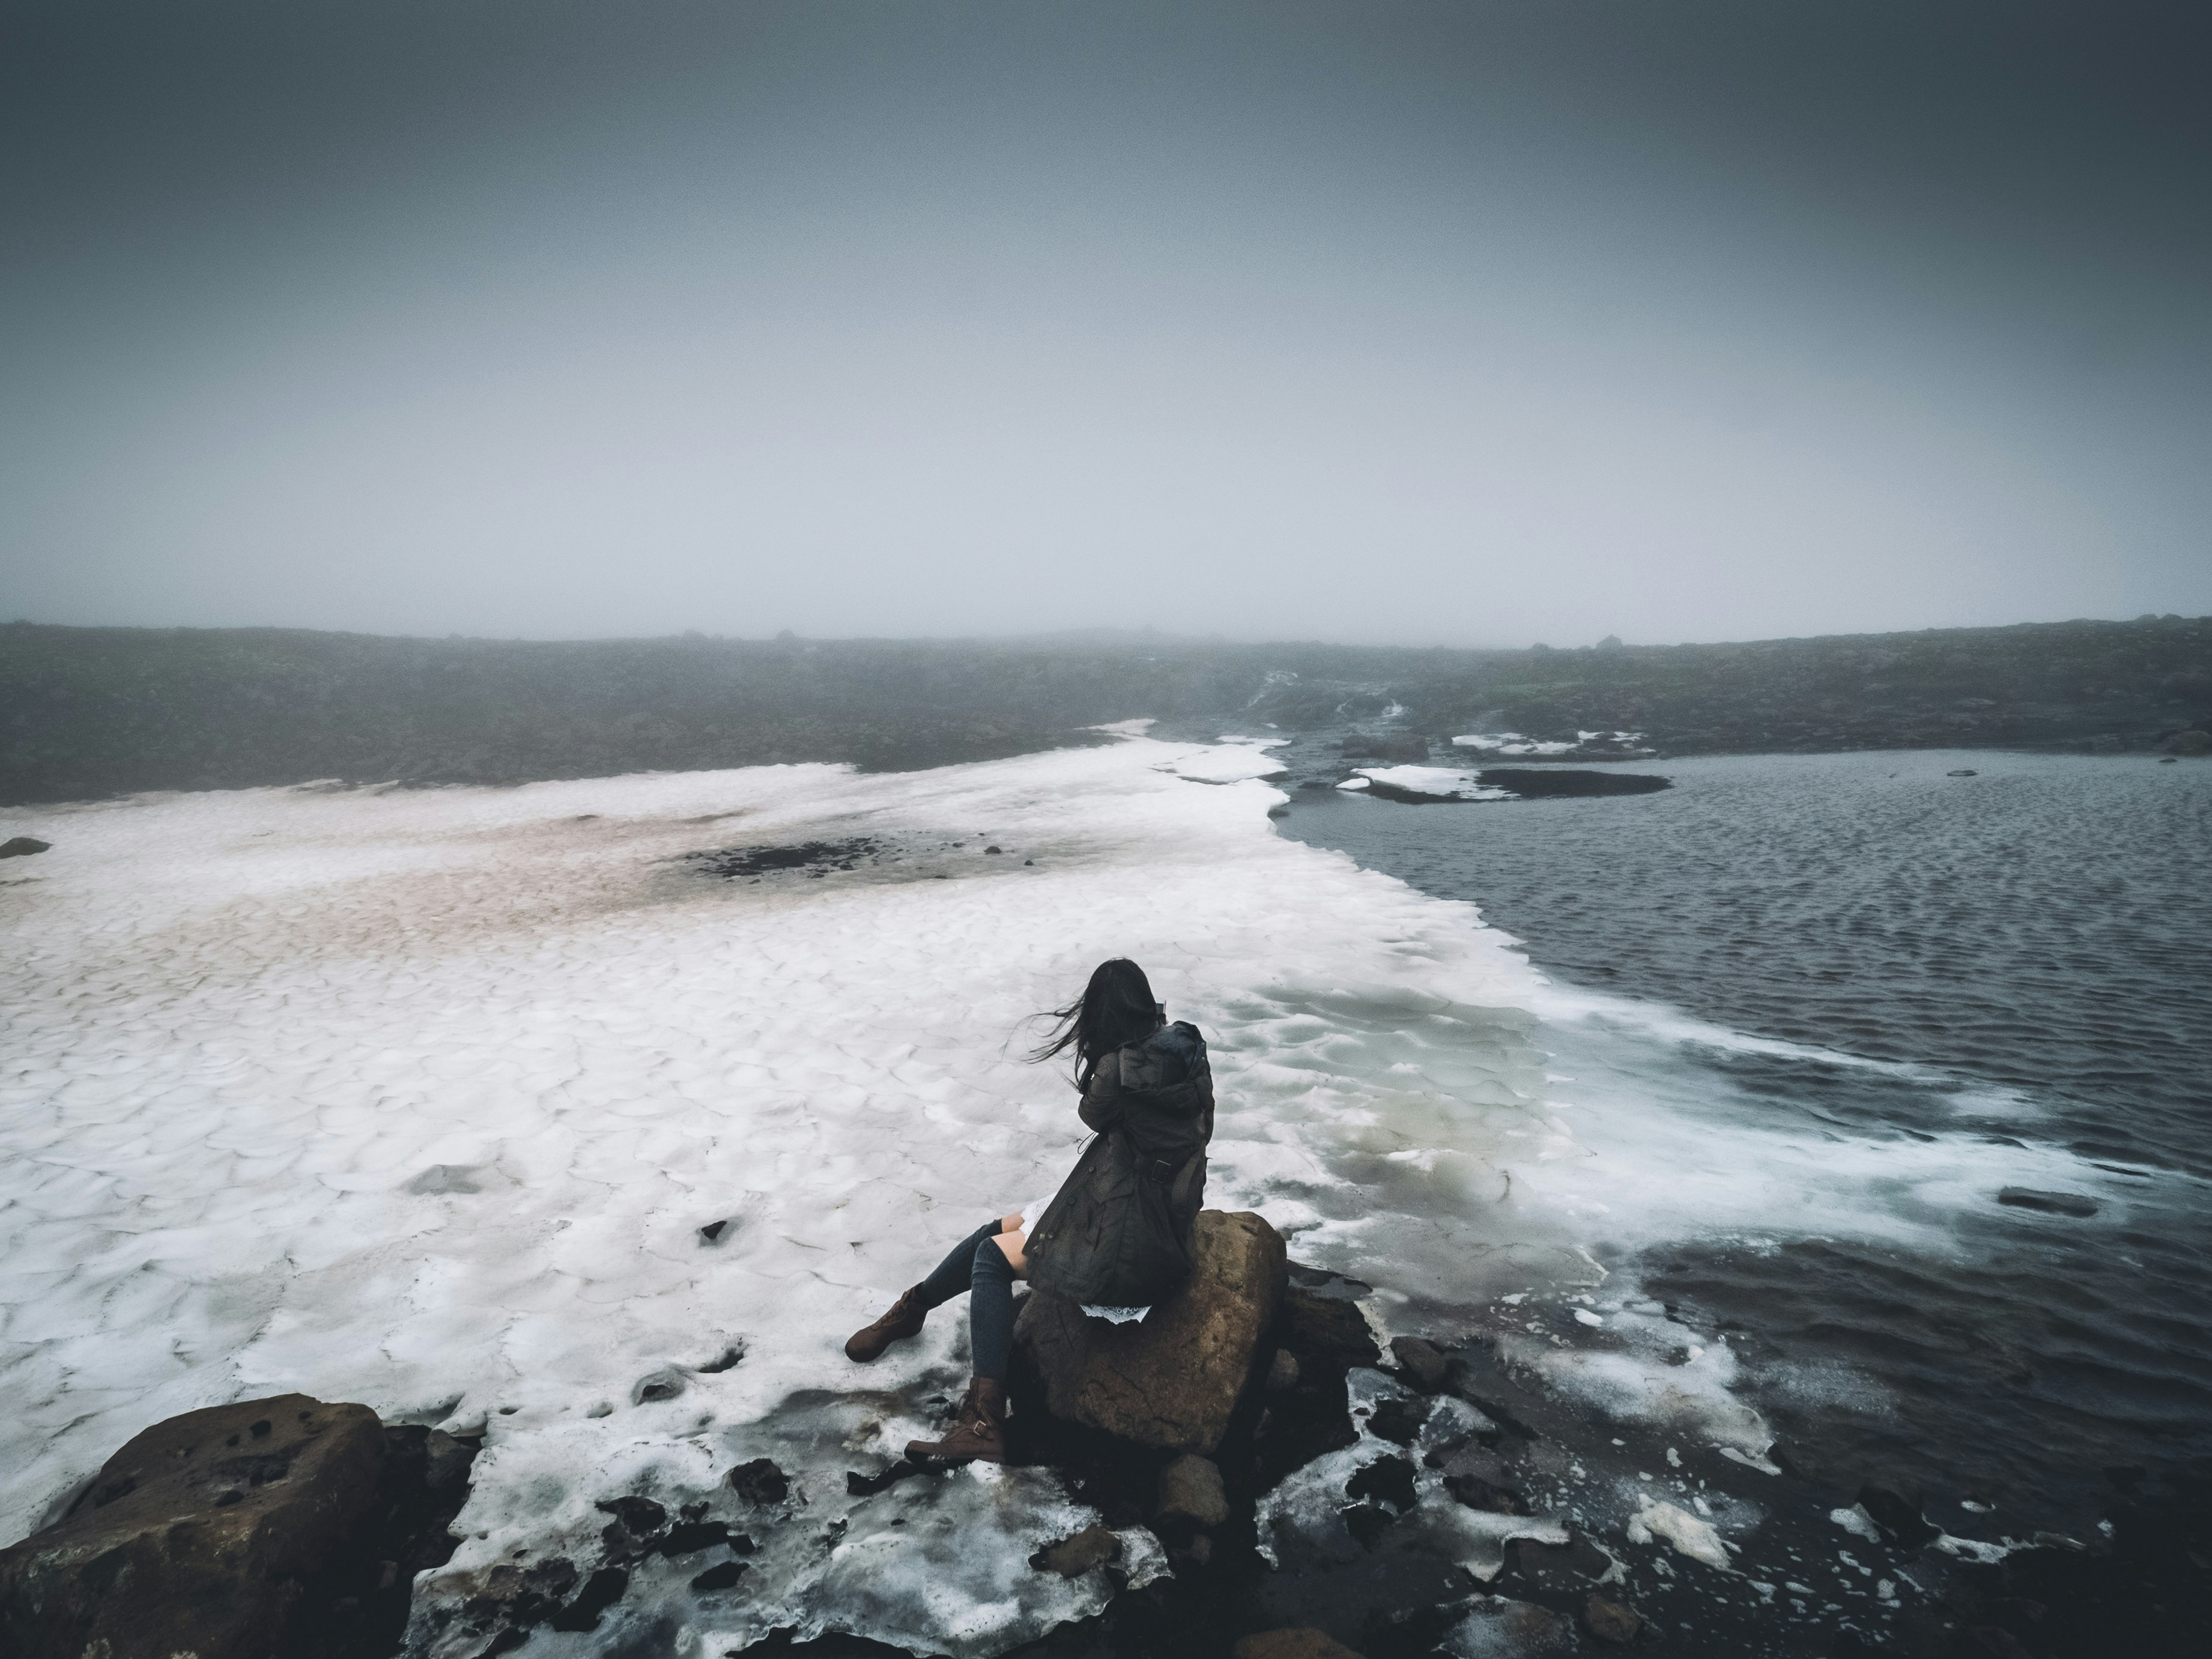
[1124,1019,1208,1091]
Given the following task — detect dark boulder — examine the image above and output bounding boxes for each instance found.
[1389,1336,1449,1391]
[726,1457,789,1505]
[0,1395,385,1659]
[0,836,50,858]
[1013,1210,1287,1455]
[1857,1484,1941,1548]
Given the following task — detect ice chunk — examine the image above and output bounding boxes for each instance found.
[1830,1504,1883,1541]
[1352,765,1515,802]
[1628,1500,1732,1570]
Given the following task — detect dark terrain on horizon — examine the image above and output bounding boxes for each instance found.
[2,614,2207,807]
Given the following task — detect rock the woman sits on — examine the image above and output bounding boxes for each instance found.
[843,957,1216,1463]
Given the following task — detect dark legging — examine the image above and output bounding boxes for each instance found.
[915,1217,1017,1381]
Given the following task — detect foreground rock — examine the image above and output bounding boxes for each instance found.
[0,1395,384,1659]
[0,835,49,857]
[1013,1209,1288,1454]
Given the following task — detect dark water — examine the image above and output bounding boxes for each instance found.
[1279,748,2212,1527]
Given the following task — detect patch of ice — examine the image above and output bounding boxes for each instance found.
[1450,732,1578,757]
[1080,1305,1149,1324]
[1830,1504,1883,1541]
[1628,1500,1732,1570]
[1112,1525,1171,1591]
[1493,1305,1775,1461]
[1156,742,1290,784]
[1933,1531,2024,1565]
[1353,765,1515,802]
[1719,1446,1782,1476]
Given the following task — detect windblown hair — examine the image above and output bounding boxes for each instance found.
[1030,958,1165,1086]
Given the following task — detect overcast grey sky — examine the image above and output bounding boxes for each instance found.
[2,1,2206,646]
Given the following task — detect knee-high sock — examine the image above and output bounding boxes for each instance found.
[969,1237,1016,1382]
[915,1218,1006,1310]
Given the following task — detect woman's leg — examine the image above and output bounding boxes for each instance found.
[969,1234,1020,1380]
[913,1216,1008,1309]
[908,1228,1026,1461]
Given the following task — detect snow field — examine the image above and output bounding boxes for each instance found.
[0,733,1580,1654]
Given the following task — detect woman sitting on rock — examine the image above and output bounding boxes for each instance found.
[844,957,1216,1464]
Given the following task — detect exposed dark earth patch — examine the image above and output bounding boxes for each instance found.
[684,838,886,880]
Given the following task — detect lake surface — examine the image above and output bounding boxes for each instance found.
[1280,748,2212,1527]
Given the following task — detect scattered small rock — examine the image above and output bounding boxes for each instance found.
[1948,768,1979,777]
[698,1219,731,1243]
[984,845,1002,854]
[422,1428,474,1491]
[1506,1533,1620,1595]
[846,1461,923,1498]
[1155,1453,1230,1529]
[1389,1335,1449,1392]
[727,1458,789,1504]
[1365,1395,1429,1446]
[1280,1286,1381,1368]
[1031,1524,1121,1577]
[1857,1483,1941,1547]
[1345,1454,1417,1512]
[1583,1593,1646,1644]
[690,1559,748,1592]
[1341,1502,1397,1548]
[1231,1629,1366,1659]
[545,1565,628,1633]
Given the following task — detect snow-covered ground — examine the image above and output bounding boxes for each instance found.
[5,729,2126,1653]
[0,730,1596,1654]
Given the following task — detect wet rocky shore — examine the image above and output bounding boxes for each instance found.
[8,1217,2200,1659]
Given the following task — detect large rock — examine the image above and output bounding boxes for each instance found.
[1014,1209,1287,1454]
[0,1394,386,1659]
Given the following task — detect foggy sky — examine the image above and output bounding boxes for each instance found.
[3,1,2207,648]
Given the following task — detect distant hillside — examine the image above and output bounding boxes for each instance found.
[2,616,2206,806]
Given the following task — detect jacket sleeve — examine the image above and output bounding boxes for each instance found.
[1077,1051,1125,1132]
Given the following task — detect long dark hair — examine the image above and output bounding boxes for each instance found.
[1030,958,1164,1085]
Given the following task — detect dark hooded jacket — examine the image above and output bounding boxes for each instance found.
[1025,1020,1214,1307]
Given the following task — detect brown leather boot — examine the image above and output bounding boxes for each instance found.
[844,1285,930,1362]
[905,1377,1008,1464]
